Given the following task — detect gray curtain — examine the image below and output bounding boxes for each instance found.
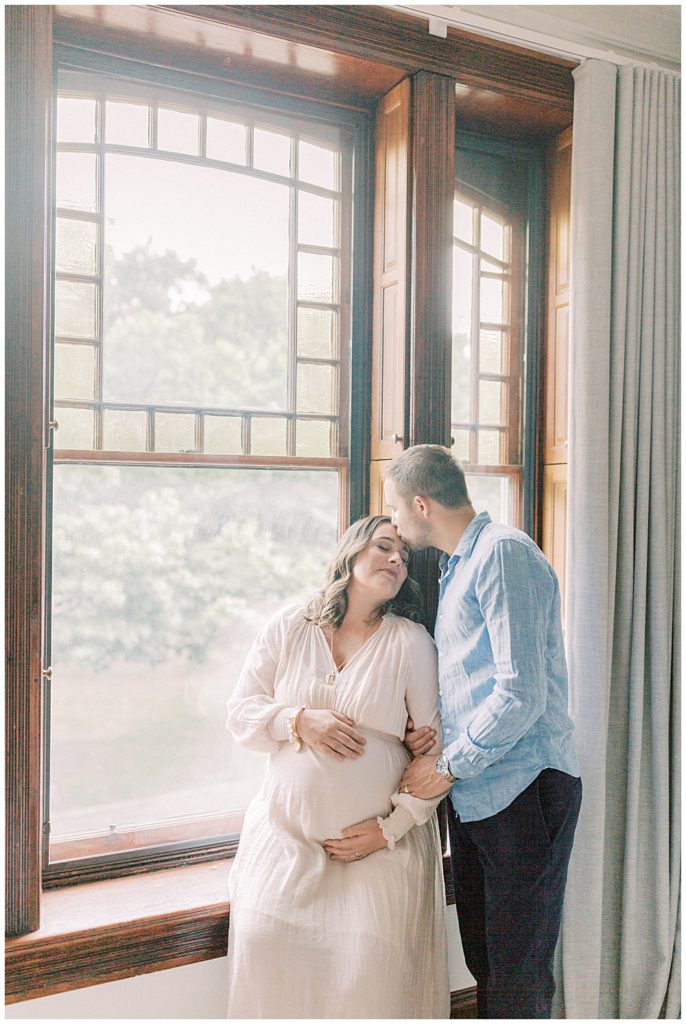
[559,60,680,1019]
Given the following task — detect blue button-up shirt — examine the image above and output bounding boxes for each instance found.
[435,511,579,822]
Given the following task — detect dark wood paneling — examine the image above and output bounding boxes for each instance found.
[408,71,456,629]
[158,5,575,107]
[5,3,53,939]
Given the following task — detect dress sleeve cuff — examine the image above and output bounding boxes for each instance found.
[376,804,416,849]
[268,706,298,743]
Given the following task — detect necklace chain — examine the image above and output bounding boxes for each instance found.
[324,617,380,686]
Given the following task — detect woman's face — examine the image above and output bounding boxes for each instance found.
[348,523,409,606]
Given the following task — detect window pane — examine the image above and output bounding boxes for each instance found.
[480,213,506,261]
[54,343,96,401]
[103,409,148,451]
[106,100,149,147]
[297,307,335,359]
[204,416,243,455]
[451,428,471,463]
[158,108,200,155]
[298,252,335,302]
[297,363,335,415]
[296,419,331,457]
[49,465,340,846]
[479,380,506,425]
[206,117,247,164]
[452,245,473,425]
[102,154,289,409]
[254,127,291,176]
[465,473,511,525]
[453,199,473,243]
[298,191,337,248]
[298,140,337,189]
[57,97,97,144]
[55,218,98,276]
[250,417,287,455]
[154,412,196,452]
[54,406,95,450]
[478,428,504,465]
[480,328,506,375]
[56,152,98,212]
[480,276,507,325]
[55,280,98,339]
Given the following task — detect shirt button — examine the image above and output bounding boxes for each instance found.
[445,728,451,735]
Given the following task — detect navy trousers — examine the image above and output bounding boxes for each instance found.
[447,769,582,1019]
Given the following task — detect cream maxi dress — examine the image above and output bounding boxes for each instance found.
[225,604,450,1019]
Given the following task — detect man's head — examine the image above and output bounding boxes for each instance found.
[383,444,472,550]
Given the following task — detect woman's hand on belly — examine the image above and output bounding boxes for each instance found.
[322,818,388,862]
[298,709,366,761]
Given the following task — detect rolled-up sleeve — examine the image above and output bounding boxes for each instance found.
[444,539,552,779]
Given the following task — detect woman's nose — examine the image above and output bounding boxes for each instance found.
[388,550,401,564]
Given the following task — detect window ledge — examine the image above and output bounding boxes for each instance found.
[6,855,456,1006]
[5,861,231,1004]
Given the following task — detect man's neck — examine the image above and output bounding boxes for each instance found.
[431,505,477,556]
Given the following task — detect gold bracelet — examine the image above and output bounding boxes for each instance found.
[288,707,305,752]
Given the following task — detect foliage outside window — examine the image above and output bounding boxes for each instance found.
[47,74,353,877]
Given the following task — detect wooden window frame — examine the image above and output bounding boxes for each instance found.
[453,131,548,538]
[7,6,573,1010]
[44,54,372,889]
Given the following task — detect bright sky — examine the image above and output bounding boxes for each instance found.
[105,154,290,285]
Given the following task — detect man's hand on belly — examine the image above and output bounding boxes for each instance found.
[323,818,387,862]
[400,755,454,799]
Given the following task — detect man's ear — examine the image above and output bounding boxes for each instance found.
[413,495,431,519]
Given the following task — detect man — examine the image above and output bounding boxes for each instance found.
[385,444,581,1020]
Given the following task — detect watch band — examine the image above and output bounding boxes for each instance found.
[435,752,458,784]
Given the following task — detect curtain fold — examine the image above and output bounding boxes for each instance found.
[560,60,680,1019]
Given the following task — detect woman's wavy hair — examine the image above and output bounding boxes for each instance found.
[304,515,424,629]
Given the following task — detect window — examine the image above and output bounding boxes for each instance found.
[451,136,542,529]
[46,72,357,880]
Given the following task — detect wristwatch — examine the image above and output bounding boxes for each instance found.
[435,752,458,784]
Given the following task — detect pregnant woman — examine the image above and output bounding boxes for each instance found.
[225,515,449,1018]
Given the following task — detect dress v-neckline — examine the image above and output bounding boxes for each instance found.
[316,617,387,680]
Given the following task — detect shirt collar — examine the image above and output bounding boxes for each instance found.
[438,511,492,572]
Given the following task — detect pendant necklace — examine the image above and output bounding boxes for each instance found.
[324,617,379,686]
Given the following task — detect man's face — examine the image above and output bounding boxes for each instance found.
[383,476,431,551]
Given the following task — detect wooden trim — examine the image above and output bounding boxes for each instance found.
[408,71,455,630]
[54,450,347,470]
[371,77,411,461]
[160,5,575,108]
[451,985,478,1018]
[544,127,572,467]
[408,70,455,449]
[5,3,53,939]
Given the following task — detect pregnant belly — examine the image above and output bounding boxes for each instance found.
[265,728,410,842]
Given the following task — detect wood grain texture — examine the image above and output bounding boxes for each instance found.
[5,3,52,939]
[407,71,455,629]
[158,5,575,107]
[542,464,568,623]
[371,79,410,461]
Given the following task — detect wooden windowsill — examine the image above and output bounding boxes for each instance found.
[7,854,456,1006]
[5,860,232,1004]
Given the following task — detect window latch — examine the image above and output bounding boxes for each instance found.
[42,666,53,682]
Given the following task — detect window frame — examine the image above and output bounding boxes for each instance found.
[453,130,547,537]
[42,48,374,889]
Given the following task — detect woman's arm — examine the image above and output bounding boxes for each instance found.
[226,609,301,754]
[324,624,445,860]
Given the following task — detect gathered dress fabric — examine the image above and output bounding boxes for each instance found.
[225,605,450,1019]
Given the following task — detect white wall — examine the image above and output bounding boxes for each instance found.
[6,906,474,1019]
